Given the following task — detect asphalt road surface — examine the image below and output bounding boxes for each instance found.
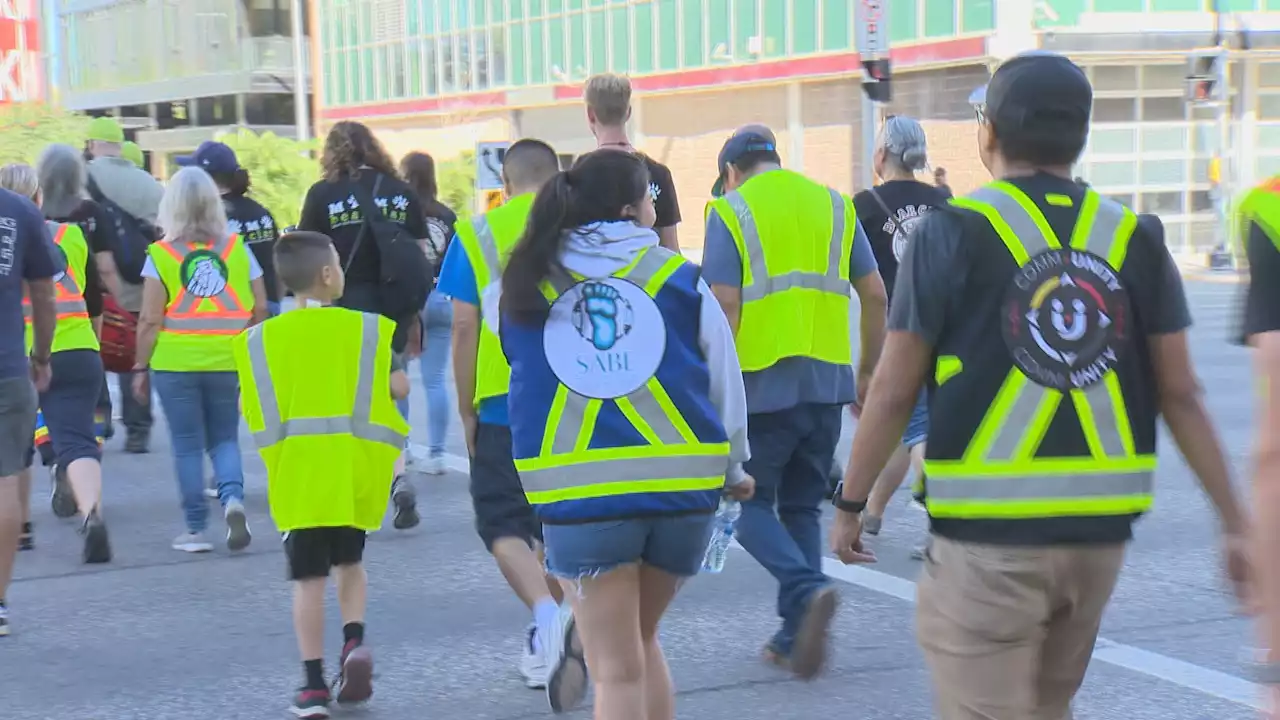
[1,278,1266,719]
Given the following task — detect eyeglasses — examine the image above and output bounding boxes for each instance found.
[973,106,988,125]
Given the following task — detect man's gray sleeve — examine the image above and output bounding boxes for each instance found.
[887,210,967,345]
[848,219,878,280]
[700,212,743,287]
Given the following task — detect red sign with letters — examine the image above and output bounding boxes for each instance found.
[0,0,41,103]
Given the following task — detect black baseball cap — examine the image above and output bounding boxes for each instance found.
[970,52,1092,138]
[711,125,778,197]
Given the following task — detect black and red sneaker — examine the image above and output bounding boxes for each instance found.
[290,687,331,718]
[332,640,374,704]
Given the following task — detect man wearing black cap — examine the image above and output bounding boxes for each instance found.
[830,52,1250,717]
[703,124,886,680]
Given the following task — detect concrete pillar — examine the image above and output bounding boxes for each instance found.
[988,0,1039,62]
[1237,54,1259,191]
[786,82,803,173]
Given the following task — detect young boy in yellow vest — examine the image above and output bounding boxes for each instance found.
[232,231,409,719]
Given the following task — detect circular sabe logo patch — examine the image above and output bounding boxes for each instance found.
[179,250,229,298]
[1002,248,1129,392]
[544,277,666,400]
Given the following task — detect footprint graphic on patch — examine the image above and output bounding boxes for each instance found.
[582,282,621,351]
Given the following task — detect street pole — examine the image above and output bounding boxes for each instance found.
[855,0,890,190]
[290,0,310,144]
[1211,0,1232,268]
[860,96,877,190]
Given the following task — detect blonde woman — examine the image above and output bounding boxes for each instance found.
[1,159,111,566]
[133,167,267,553]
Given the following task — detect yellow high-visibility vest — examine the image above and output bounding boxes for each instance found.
[454,192,535,404]
[924,182,1155,519]
[24,222,98,353]
[149,234,255,372]
[233,307,408,532]
[708,169,855,372]
[1240,175,1280,253]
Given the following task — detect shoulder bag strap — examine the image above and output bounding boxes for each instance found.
[867,187,901,238]
[343,173,386,274]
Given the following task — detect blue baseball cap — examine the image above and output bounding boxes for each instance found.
[176,141,240,174]
[711,125,779,197]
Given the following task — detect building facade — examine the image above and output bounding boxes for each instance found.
[312,0,1280,252]
[54,0,312,174]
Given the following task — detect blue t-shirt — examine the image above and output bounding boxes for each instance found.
[437,237,508,426]
[701,206,878,415]
[0,190,58,378]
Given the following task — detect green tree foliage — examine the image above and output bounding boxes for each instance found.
[0,103,89,166]
[438,150,476,219]
[218,129,319,229]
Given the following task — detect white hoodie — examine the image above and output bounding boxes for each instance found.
[482,221,751,485]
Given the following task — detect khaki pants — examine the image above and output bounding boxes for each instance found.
[916,535,1126,720]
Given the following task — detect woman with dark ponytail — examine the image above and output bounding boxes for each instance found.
[495,150,752,718]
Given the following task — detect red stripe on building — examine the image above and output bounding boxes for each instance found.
[320,36,986,121]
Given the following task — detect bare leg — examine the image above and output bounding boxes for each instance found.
[293,578,327,661]
[638,564,683,720]
[65,457,103,517]
[535,542,565,604]
[564,563,646,720]
[0,476,20,599]
[493,537,555,609]
[16,468,29,526]
[333,563,367,625]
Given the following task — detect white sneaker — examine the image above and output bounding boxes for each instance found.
[224,500,252,551]
[544,602,588,713]
[172,531,214,553]
[519,623,548,689]
[422,455,446,475]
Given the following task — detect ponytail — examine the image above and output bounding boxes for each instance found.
[211,168,251,197]
[501,171,573,325]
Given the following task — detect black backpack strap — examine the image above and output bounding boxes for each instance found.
[867,187,901,238]
[343,173,386,274]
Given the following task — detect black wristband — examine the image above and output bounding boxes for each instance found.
[831,482,868,514]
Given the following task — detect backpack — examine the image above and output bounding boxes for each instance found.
[347,175,433,320]
[86,175,159,285]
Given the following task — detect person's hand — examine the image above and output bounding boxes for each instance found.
[131,371,151,406]
[404,316,424,360]
[1222,531,1255,611]
[461,411,478,458]
[28,356,50,393]
[830,509,877,564]
[726,474,755,501]
[848,401,862,420]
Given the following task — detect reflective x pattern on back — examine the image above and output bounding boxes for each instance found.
[724,187,850,303]
[242,313,406,450]
[23,223,87,322]
[158,234,252,334]
[928,184,1154,518]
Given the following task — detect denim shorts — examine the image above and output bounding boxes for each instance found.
[543,514,716,580]
[903,390,928,449]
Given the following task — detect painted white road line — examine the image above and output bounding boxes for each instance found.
[420,449,1263,710]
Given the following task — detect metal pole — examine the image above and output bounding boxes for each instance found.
[290,0,310,143]
[860,98,877,189]
[1211,0,1232,265]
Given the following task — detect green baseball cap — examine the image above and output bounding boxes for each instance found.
[86,116,125,144]
[121,141,144,168]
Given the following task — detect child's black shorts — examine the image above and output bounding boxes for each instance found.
[282,527,367,581]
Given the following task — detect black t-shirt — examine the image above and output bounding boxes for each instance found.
[224,194,281,302]
[47,199,108,318]
[643,155,681,229]
[853,180,950,302]
[1243,220,1280,341]
[297,172,429,286]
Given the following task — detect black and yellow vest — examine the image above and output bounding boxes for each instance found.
[923,180,1160,546]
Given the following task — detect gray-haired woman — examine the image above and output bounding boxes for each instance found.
[132,167,268,554]
[850,115,951,550]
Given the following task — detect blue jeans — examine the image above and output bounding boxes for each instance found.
[736,403,842,657]
[152,371,245,533]
[396,292,452,456]
[903,390,929,448]
[543,514,715,580]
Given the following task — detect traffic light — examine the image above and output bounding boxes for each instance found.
[1185,48,1226,104]
[862,59,892,103]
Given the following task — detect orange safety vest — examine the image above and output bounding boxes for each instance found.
[148,233,254,372]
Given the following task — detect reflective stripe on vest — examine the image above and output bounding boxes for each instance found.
[517,248,729,505]
[159,235,253,334]
[469,215,503,282]
[23,224,88,321]
[242,312,406,450]
[924,183,1154,518]
[724,187,851,303]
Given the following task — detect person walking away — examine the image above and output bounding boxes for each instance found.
[298,121,430,528]
[584,74,683,253]
[830,52,1251,719]
[179,141,284,317]
[498,149,752,718]
[438,138,572,689]
[84,117,162,454]
[0,182,57,636]
[852,116,949,555]
[703,124,887,679]
[234,231,409,719]
[1238,172,1280,717]
[933,167,954,199]
[9,153,112,564]
[133,167,268,553]
[399,151,457,474]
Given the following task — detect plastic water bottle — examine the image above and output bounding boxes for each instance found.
[701,499,741,574]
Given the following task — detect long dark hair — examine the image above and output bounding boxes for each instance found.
[501,150,650,325]
[210,168,251,197]
[321,121,398,182]
[399,151,451,219]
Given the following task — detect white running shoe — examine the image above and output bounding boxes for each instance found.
[519,623,548,689]
[172,531,214,553]
[422,455,447,475]
[544,602,587,713]
[224,500,252,551]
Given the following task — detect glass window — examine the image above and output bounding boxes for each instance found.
[1192,157,1211,182]
[1140,159,1185,185]
[683,0,706,68]
[530,19,547,84]
[821,0,851,49]
[510,0,524,20]
[1091,66,1138,92]
[345,6,359,45]
[1142,64,1185,93]
[424,38,439,95]
[1261,155,1280,177]
[407,40,423,96]
[1140,191,1185,214]
[510,22,528,85]
[441,0,455,32]
[1105,193,1136,208]
[1090,160,1137,186]
[1260,62,1280,89]
[1141,97,1185,122]
[733,0,758,60]
[440,35,456,93]
[922,0,955,37]
[763,0,787,57]
[570,12,587,74]
[657,0,679,70]
[486,29,505,87]
[708,0,730,59]
[548,15,568,78]
[891,0,917,41]
[488,0,507,24]
[793,0,818,54]
[324,52,340,106]
[609,5,630,73]
[1148,0,1201,9]
[961,0,995,32]
[529,0,544,16]
[589,10,607,72]
[359,1,374,43]
[1140,126,1187,153]
[1261,94,1280,121]
[360,47,375,102]
[1093,98,1137,123]
[474,0,488,26]
[634,4,655,73]
[1191,190,1215,214]
[336,50,353,105]
[1259,124,1280,150]
[1088,127,1137,154]
[547,0,563,11]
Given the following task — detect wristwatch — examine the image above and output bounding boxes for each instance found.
[831,481,868,514]
[29,353,50,366]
